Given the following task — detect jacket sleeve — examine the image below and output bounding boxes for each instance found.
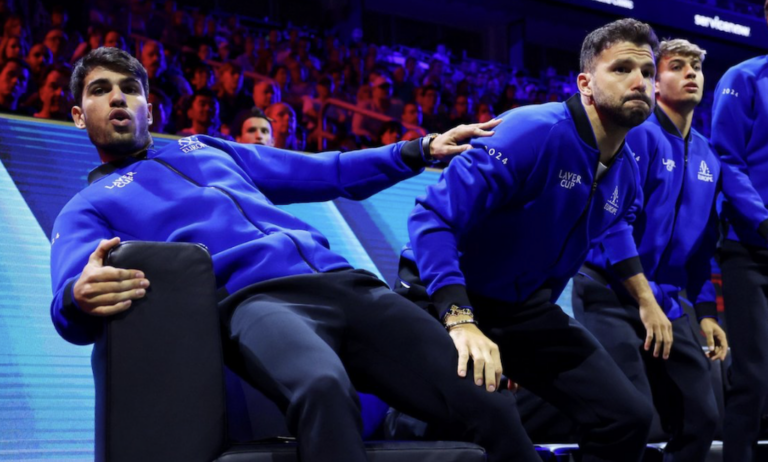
[407,117,542,317]
[49,194,113,345]
[711,67,768,239]
[205,137,428,205]
[602,138,649,280]
[684,181,721,320]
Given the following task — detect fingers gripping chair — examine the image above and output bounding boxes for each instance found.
[92,241,487,462]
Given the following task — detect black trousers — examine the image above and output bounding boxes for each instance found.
[719,239,768,462]
[572,272,719,462]
[471,287,654,462]
[219,269,540,462]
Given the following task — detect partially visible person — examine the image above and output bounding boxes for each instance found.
[266,101,299,150]
[103,29,126,50]
[232,107,274,146]
[189,61,214,92]
[32,63,72,120]
[43,28,69,63]
[148,87,172,134]
[352,75,403,139]
[711,2,768,460]
[377,120,403,146]
[475,102,495,123]
[450,93,473,126]
[177,87,231,140]
[0,34,25,64]
[401,102,422,127]
[252,80,278,111]
[215,61,252,129]
[0,57,29,113]
[420,84,449,133]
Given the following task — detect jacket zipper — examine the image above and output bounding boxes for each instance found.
[550,164,601,269]
[657,138,689,271]
[151,158,320,272]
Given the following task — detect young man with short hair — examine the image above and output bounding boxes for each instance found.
[232,107,274,146]
[400,19,661,461]
[50,47,539,462]
[573,38,726,462]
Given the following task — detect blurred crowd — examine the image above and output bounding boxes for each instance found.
[0,0,716,153]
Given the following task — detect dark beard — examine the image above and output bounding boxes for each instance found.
[595,91,654,129]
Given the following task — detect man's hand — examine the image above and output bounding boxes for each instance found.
[448,322,502,392]
[430,119,503,161]
[621,273,673,359]
[700,318,728,361]
[639,299,673,359]
[73,237,150,316]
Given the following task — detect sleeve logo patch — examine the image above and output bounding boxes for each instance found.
[105,172,137,189]
[178,136,208,153]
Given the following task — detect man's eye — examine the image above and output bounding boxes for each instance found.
[93,88,105,95]
[615,67,628,74]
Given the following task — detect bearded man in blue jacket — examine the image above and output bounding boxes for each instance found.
[711,2,768,460]
[573,38,728,462]
[400,19,660,462]
[48,47,540,462]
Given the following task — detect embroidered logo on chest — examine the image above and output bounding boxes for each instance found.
[698,160,714,182]
[558,170,582,190]
[662,158,676,172]
[604,186,619,215]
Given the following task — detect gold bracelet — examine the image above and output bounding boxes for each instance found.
[442,305,474,323]
[445,319,478,330]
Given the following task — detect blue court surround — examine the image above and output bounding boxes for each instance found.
[0,114,572,459]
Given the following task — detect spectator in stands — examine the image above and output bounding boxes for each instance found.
[475,102,495,123]
[420,84,449,133]
[392,64,414,103]
[26,43,51,82]
[148,87,172,134]
[189,61,214,92]
[494,83,517,115]
[401,102,422,127]
[31,64,71,120]
[252,80,278,111]
[0,57,29,113]
[232,107,274,146]
[377,120,403,146]
[104,29,126,51]
[141,40,189,104]
[271,64,289,103]
[265,101,299,150]
[450,93,473,126]
[177,87,231,140]
[0,34,24,64]
[352,75,403,140]
[70,25,104,64]
[303,75,345,146]
[216,36,232,62]
[215,62,252,129]
[43,28,69,63]
[284,59,312,111]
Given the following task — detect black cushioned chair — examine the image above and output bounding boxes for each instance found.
[92,241,487,462]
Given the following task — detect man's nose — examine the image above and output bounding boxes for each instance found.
[109,88,127,106]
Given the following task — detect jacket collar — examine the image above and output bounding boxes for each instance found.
[566,94,598,151]
[566,94,628,159]
[87,149,150,185]
[653,104,684,139]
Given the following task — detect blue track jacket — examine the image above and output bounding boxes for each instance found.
[711,55,768,246]
[407,95,642,316]
[51,135,427,345]
[585,106,720,321]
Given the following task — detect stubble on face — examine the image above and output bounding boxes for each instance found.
[590,42,656,129]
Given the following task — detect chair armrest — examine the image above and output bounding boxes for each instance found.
[92,241,226,462]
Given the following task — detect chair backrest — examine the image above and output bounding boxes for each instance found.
[93,241,227,462]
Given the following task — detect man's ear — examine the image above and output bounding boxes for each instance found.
[147,102,153,126]
[72,105,86,129]
[577,72,593,98]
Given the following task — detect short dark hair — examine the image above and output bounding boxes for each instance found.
[231,107,272,138]
[580,19,659,72]
[70,47,149,106]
